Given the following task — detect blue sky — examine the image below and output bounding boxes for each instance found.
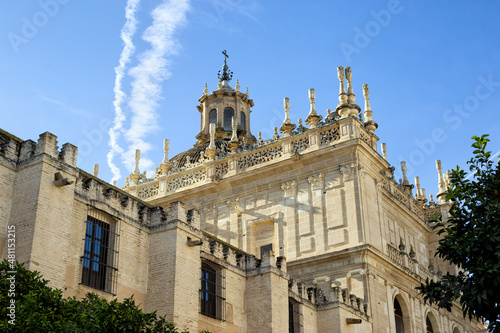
[1,0,499,199]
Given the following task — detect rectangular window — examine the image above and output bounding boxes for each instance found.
[289,299,303,333]
[81,207,119,294]
[200,261,225,321]
[260,243,273,258]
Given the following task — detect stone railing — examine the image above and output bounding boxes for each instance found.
[128,119,372,199]
[387,243,436,283]
[237,143,283,171]
[319,125,341,146]
[387,243,404,266]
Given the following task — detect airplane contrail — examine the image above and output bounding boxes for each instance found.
[107,0,141,183]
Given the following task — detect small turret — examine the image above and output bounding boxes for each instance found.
[195,50,255,145]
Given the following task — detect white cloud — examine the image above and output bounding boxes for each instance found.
[107,0,141,183]
[122,0,190,174]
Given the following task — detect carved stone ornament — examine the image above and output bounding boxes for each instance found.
[138,183,159,199]
[340,163,356,181]
[281,180,297,197]
[308,173,324,190]
[227,198,240,211]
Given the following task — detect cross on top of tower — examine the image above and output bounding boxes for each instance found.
[218,49,233,82]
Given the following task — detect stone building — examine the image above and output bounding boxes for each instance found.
[0,61,484,332]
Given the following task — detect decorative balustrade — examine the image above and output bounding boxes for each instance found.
[291,136,310,152]
[167,169,207,193]
[129,121,360,198]
[319,125,340,146]
[387,243,436,283]
[237,144,283,171]
[137,183,159,199]
[387,243,403,266]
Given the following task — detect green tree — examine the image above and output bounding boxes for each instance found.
[0,260,188,332]
[417,135,500,331]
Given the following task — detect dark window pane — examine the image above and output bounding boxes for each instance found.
[223,108,234,131]
[209,109,217,124]
[241,112,246,130]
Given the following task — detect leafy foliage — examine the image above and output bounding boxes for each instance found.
[0,260,188,332]
[417,135,500,331]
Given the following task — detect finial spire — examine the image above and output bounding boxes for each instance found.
[401,161,409,185]
[280,97,296,137]
[345,67,355,104]
[231,116,238,142]
[133,149,141,174]
[208,123,216,150]
[444,170,451,189]
[205,123,219,160]
[162,139,170,164]
[436,160,447,202]
[381,143,387,160]
[129,149,142,185]
[229,116,240,153]
[415,176,421,196]
[235,79,240,92]
[203,83,208,95]
[363,83,378,132]
[305,88,322,128]
[337,66,350,117]
[337,66,346,99]
[218,50,233,83]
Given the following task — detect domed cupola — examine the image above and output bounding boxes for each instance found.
[195,50,256,146]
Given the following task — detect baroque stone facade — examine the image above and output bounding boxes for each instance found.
[0,64,484,332]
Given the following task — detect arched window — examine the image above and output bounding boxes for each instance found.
[426,316,434,333]
[223,107,234,131]
[394,299,404,333]
[241,111,246,131]
[209,109,217,125]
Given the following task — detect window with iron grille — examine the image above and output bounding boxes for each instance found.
[200,261,225,321]
[289,298,303,333]
[81,207,120,294]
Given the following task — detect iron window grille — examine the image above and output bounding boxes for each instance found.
[81,207,120,295]
[200,261,226,321]
[289,299,303,333]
